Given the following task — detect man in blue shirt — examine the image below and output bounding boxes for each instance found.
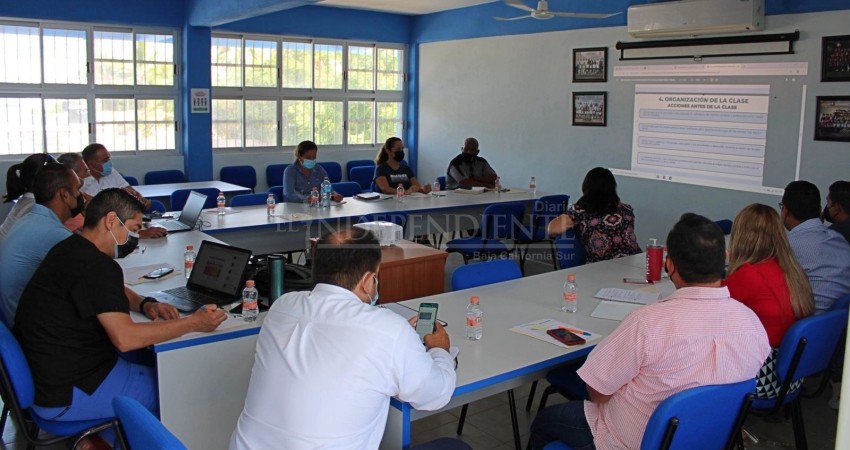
[823,180,850,244]
[0,163,80,327]
[781,180,850,313]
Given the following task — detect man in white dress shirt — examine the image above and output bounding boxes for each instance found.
[230,227,459,450]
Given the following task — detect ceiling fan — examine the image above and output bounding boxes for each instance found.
[495,0,621,21]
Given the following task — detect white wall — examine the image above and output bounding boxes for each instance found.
[417,10,850,242]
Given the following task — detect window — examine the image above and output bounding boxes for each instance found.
[0,21,180,156]
[211,34,405,151]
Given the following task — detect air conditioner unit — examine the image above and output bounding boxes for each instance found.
[628,0,764,39]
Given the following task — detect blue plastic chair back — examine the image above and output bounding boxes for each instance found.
[436,176,446,191]
[146,199,166,214]
[350,166,376,191]
[230,193,270,207]
[714,219,733,235]
[370,180,380,193]
[480,202,525,241]
[0,324,35,409]
[358,212,408,231]
[774,310,848,383]
[220,165,257,192]
[318,162,342,183]
[113,396,187,450]
[525,194,570,241]
[266,164,289,188]
[555,229,586,270]
[268,186,284,203]
[451,259,522,291]
[171,188,218,211]
[346,159,374,178]
[332,181,362,198]
[144,169,185,185]
[123,175,139,186]
[641,379,755,450]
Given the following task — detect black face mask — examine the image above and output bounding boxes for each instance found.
[823,205,834,223]
[114,232,140,259]
[393,150,405,162]
[69,193,85,218]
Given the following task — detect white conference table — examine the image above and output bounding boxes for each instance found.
[199,188,543,254]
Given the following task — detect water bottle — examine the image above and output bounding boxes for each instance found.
[310,187,319,207]
[241,280,259,322]
[184,245,196,280]
[466,296,483,340]
[266,193,276,217]
[562,274,578,313]
[216,191,226,215]
[529,176,537,194]
[396,184,404,202]
[320,177,332,208]
[432,178,441,193]
[494,176,502,192]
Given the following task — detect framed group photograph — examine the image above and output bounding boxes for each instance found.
[815,96,850,141]
[573,47,607,82]
[821,35,850,82]
[572,92,607,126]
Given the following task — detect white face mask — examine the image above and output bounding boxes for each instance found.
[368,276,380,306]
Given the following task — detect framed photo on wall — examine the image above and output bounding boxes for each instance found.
[572,92,607,126]
[573,47,607,82]
[814,96,850,141]
[821,35,850,82]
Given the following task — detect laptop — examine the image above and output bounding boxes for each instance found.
[147,240,252,312]
[152,191,207,233]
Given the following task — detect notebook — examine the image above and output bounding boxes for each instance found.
[146,240,252,312]
[152,191,207,232]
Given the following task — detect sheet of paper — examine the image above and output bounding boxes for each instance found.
[594,288,660,305]
[590,301,643,321]
[123,263,180,286]
[509,318,601,349]
[379,302,417,320]
[130,310,251,333]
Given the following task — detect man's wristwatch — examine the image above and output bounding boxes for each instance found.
[139,296,159,312]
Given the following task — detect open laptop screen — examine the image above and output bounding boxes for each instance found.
[187,241,252,299]
[178,191,207,228]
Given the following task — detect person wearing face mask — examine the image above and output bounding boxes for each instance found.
[14,188,226,439]
[282,140,343,203]
[445,137,499,189]
[230,227,456,450]
[374,136,432,195]
[823,180,850,244]
[57,152,95,233]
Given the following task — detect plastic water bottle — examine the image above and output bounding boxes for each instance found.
[266,193,276,217]
[562,274,578,313]
[529,176,537,194]
[184,245,196,280]
[242,280,259,322]
[494,176,502,192]
[216,192,226,215]
[310,187,319,207]
[396,184,405,202]
[466,296,483,340]
[432,178,441,193]
[320,177,332,208]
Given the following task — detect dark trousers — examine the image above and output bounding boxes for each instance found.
[529,401,596,450]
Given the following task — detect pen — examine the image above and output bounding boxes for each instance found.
[562,327,592,337]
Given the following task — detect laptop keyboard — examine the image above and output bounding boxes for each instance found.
[162,287,218,305]
[158,220,191,232]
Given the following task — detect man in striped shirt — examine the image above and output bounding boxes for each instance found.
[530,213,770,450]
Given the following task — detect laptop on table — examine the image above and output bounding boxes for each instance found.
[151,191,207,233]
[147,240,252,312]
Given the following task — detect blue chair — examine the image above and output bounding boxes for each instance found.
[266,164,289,188]
[230,193,271,207]
[332,181,362,198]
[555,229,586,270]
[171,188,218,211]
[146,199,166,215]
[450,259,524,449]
[750,309,848,450]
[318,162,342,183]
[113,396,187,450]
[144,169,185,185]
[370,180,381,193]
[715,218,733,235]
[0,323,119,449]
[123,175,139,186]
[350,165,376,192]
[451,259,522,291]
[541,379,756,450]
[446,202,526,263]
[346,159,374,179]
[220,165,257,193]
[358,212,408,232]
[268,185,284,203]
[516,194,570,272]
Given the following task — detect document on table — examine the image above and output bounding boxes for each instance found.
[129,310,251,333]
[590,282,675,321]
[594,288,660,305]
[510,318,601,349]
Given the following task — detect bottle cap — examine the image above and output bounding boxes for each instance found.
[567,274,576,282]
[246,280,255,287]
[186,244,193,250]
[470,295,480,305]
[268,193,273,197]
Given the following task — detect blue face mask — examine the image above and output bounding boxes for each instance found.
[100,160,113,176]
[369,276,380,306]
[302,159,318,170]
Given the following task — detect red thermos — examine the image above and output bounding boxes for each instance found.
[646,238,663,282]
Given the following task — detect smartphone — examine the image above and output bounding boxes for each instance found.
[547,328,586,346]
[143,267,174,279]
[415,302,439,342]
[623,277,653,284]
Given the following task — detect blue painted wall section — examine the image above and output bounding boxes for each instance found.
[0,0,184,27]
[188,0,319,27]
[182,24,213,182]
